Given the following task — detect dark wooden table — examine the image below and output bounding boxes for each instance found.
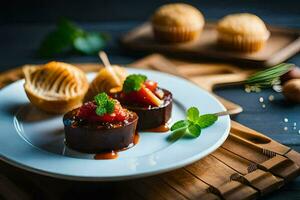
[1,1,300,199]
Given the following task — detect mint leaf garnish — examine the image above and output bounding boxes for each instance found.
[187,107,199,122]
[94,92,115,116]
[167,127,187,141]
[169,107,218,140]
[171,120,189,131]
[187,124,201,137]
[123,74,147,93]
[94,92,109,107]
[96,106,107,116]
[196,114,218,128]
[106,100,116,113]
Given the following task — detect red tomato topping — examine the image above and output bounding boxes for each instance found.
[122,85,162,107]
[77,102,97,119]
[114,106,128,121]
[77,101,127,123]
[95,112,116,122]
[144,80,158,92]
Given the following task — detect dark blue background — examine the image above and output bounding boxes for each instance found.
[1,0,300,25]
[1,1,300,199]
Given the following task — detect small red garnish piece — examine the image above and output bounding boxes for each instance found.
[114,106,128,121]
[123,85,163,107]
[77,102,97,119]
[98,105,127,122]
[144,80,158,92]
[77,101,127,123]
[139,85,163,106]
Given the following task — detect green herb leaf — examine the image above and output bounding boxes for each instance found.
[187,107,199,122]
[58,18,84,34]
[94,92,115,116]
[187,124,201,137]
[38,31,70,57]
[168,107,219,141]
[73,32,106,55]
[94,93,109,107]
[245,63,294,89]
[197,114,218,128]
[96,106,107,116]
[167,127,187,141]
[123,74,147,93]
[170,120,189,131]
[39,19,83,57]
[106,100,116,114]
[38,18,108,57]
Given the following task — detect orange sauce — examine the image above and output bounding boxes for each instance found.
[94,151,118,160]
[133,132,140,144]
[146,124,170,133]
[94,132,139,160]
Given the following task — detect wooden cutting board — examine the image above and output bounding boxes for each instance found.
[121,23,300,67]
[1,54,300,200]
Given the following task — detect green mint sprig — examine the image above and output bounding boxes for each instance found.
[39,18,109,57]
[168,107,218,141]
[94,93,115,116]
[123,74,147,93]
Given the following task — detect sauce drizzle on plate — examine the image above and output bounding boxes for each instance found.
[94,132,140,160]
[94,151,118,160]
[146,123,170,133]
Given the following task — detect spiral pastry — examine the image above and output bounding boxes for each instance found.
[23,61,89,114]
[86,65,127,100]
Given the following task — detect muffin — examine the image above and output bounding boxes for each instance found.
[151,3,205,43]
[217,13,270,52]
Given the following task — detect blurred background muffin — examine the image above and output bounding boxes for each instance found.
[151,3,205,43]
[217,13,270,52]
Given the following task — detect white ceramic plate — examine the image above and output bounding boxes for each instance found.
[0,68,230,181]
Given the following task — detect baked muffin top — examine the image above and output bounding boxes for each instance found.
[217,13,269,38]
[151,3,204,29]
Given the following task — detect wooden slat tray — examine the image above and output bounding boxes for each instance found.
[1,54,300,200]
[121,23,300,67]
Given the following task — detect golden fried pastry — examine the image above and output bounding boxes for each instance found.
[151,3,204,43]
[23,61,89,114]
[85,65,127,100]
[217,13,270,52]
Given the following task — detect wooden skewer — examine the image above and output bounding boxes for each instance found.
[214,110,240,117]
[99,51,112,69]
[98,51,121,86]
